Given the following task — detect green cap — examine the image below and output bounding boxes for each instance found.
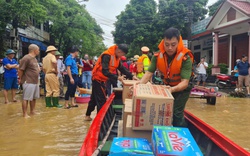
[55,51,61,56]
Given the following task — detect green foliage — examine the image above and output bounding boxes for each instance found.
[113,0,208,56]
[206,64,213,76]
[113,0,157,57]
[0,0,106,57]
[218,63,228,74]
[208,0,225,16]
[47,0,105,56]
[206,63,228,75]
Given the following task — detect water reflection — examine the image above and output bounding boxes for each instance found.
[0,93,93,156]
[186,95,250,152]
[0,92,249,155]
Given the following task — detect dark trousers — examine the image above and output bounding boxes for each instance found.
[86,80,107,116]
[77,74,83,88]
[106,79,117,96]
[172,87,192,127]
[65,75,78,100]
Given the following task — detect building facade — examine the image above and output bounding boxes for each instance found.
[5,20,50,61]
[206,0,250,74]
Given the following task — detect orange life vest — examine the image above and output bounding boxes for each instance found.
[137,55,151,73]
[156,36,194,86]
[92,45,120,82]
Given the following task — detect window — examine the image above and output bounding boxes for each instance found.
[194,45,201,50]
[43,21,49,32]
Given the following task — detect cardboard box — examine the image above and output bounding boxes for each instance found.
[122,80,138,104]
[152,126,203,156]
[123,99,133,131]
[109,137,154,156]
[78,88,92,94]
[124,115,152,142]
[118,120,123,137]
[132,84,174,130]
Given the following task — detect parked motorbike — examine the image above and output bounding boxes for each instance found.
[215,74,237,89]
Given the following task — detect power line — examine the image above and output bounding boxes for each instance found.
[88,10,116,23]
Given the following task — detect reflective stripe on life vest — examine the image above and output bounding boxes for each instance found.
[156,36,194,86]
[92,45,120,82]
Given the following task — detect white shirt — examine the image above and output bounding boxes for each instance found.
[197,62,208,74]
[0,65,4,74]
[57,59,65,77]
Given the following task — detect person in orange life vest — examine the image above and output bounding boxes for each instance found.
[137,46,151,79]
[139,27,194,127]
[85,44,139,121]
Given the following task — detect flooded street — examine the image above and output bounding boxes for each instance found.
[0,92,95,156]
[0,91,250,155]
[186,95,250,152]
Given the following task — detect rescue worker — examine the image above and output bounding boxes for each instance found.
[42,46,62,108]
[136,46,151,79]
[139,27,194,127]
[85,44,139,121]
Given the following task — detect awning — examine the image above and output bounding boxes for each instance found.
[19,36,47,51]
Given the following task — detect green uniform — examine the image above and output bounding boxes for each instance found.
[148,55,193,127]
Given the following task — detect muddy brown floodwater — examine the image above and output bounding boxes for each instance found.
[186,95,250,152]
[0,92,250,155]
[0,92,95,156]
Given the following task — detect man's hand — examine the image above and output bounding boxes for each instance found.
[70,78,75,84]
[164,85,173,93]
[132,76,139,81]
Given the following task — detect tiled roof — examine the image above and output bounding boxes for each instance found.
[229,0,250,15]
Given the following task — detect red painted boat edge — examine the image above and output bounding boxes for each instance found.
[184,110,250,156]
[78,93,115,156]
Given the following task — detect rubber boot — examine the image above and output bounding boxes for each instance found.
[52,97,63,108]
[45,97,53,107]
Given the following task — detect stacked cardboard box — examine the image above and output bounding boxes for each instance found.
[124,115,152,141]
[152,126,203,156]
[132,84,174,130]
[122,80,139,104]
[123,99,133,131]
[118,120,123,137]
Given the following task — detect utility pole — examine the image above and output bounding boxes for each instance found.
[185,0,196,49]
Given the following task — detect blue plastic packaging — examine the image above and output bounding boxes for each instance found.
[109,137,154,156]
[152,126,203,156]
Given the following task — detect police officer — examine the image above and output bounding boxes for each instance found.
[139,28,194,127]
[42,46,62,108]
[136,46,151,79]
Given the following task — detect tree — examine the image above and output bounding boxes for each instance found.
[113,0,209,54]
[0,0,106,57]
[45,0,105,57]
[208,0,225,16]
[155,0,208,40]
[113,0,157,57]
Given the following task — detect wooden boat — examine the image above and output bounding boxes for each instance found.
[79,89,249,156]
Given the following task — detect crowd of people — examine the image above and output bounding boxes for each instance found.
[0,27,195,126]
[1,40,156,118]
[2,27,248,126]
